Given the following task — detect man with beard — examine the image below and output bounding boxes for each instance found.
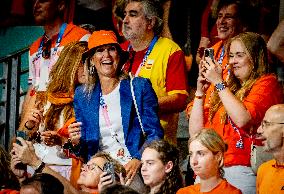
[256,104,284,194]
[121,0,188,145]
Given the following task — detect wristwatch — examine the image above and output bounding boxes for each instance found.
[34,161,45,174]
[215,81,226,92]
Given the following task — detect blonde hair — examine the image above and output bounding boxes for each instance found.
[209,32,270,123]
[188,129,228,177]
[92,152,126,178]
[45,41,88,131]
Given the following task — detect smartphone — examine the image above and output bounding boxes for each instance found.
[103,162,115,182]
[204,48,214,60]
[16,131,28,145]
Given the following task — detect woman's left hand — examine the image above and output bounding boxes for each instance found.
[124,158,141,184]
[202,57,223,85]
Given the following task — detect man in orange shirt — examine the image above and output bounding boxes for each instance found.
[256,104,284,194]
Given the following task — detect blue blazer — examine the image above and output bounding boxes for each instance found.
[74,77,163,162]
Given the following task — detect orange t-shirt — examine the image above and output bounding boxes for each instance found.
[186,74,283,166]
[177,179,242,194]
[256,159,284,194]
[204,74,283,166]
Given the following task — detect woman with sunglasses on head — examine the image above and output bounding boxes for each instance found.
[188,32,283,194]
[177,128,241,194]
[68,30,163,192]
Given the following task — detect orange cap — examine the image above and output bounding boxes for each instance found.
[82,30,120,61]
[88,30,119,50]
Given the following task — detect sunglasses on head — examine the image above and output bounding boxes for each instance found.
[42,38,51,59]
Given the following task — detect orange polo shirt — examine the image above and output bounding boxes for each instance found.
[256,159,284,194]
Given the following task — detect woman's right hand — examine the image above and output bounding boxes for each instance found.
[10,151,26,179]
[25,102,44,130]
[68,122,82,145]
[98,171,114,192]
[196,60,210,95]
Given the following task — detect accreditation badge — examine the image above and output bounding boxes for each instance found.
[145,59,154,70]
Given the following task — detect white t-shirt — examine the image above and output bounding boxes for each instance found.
[99,83,132,165]
[34,101,72,166]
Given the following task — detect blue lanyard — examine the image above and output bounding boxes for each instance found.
[128,36,158,76]
[36,23,67,58]
[217,46,225,64]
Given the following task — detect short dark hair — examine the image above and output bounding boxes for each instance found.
[217,0,255,31]
[100,184,140,194]
[126,0,164,35]
[21,173,64,194]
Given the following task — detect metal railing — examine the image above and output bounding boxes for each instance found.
[0,46,29,150]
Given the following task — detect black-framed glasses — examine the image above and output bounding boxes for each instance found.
[81,163,104,172]
[261,120,284,128]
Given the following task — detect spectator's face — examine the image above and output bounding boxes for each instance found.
[229,40,253,83]
[20,185,40,194]
[141,148,167,189]
[122,2,149,41]
[216,4,242,40]
[77,157,105,190]
[257,110,284,152]
[90,45,120,79]
[77,63,87,84]
[32,0,63,25]
[189,140,220,179]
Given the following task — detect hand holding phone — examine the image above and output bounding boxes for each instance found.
[16,131,28,146]
[103,162,115,183]
[204,48,214,60]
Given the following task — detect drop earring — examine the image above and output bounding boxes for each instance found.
[88,65,96,76]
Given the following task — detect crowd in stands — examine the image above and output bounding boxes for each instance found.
[1,0,284,193]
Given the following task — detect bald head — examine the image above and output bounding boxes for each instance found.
[259,104,284,153]
[265,104,284,123]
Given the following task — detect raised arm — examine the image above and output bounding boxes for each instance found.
[188,61,208,136]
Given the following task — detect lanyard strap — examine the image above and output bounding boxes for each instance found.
[128,36,158,77]
[99,92,122,145]
[217,45,225,64]
[228,117,244,149]
[99,92,112,128]
[36,23,67,58]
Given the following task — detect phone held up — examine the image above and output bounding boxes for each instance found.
[16,130,28,145]
[204,48,214,60]
[15,131,28,169]
[103,162,116,183]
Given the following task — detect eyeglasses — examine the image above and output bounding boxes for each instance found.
[81,163,104,172]
[261,120,284,129]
